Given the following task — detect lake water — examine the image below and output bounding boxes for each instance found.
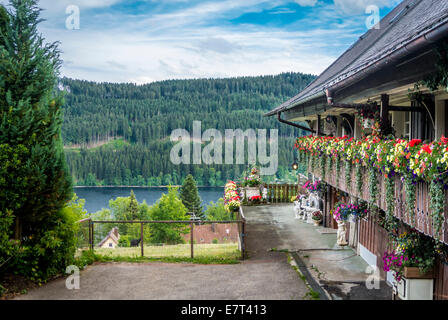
[74,187,224,213]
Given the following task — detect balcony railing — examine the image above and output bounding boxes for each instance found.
[308,162,448,244]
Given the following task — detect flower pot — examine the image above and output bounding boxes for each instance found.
[245,187,260,199]
[313,219,322,226]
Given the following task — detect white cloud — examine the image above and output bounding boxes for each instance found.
[333,0,401,15]
[295,0,318,7]
[0,0,383,83]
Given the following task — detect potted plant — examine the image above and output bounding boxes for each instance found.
[242,166,261,199]
[383,231,436,300]
[249,195,262,205]
[224,181,241,212]
[311,210,323,226]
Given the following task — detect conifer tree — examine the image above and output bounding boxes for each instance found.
[126,190,139,220]
[179,174,204,219]
[0,0,72,239]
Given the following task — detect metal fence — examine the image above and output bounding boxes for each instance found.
[76,213,246,260]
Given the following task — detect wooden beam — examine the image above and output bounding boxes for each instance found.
[388,106,424,112]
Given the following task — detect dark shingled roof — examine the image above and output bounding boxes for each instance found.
[266,0,448,116]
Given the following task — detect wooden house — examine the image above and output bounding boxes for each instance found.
[266,0,448,299]
[98,227,120,249]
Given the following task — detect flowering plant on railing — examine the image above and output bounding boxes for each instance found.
[224,181,241,212]
[295,134,448,239]
[302,180,322,192]
[383,231,436,282]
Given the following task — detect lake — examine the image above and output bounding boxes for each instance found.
[74,187,224,213]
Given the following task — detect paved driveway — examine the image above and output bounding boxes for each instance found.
[15,205,307,300]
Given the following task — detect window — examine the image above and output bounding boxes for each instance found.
[109,243,113,248]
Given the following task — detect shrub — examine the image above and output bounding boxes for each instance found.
[11,195,85,282]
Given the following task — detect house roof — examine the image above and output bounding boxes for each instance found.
[266,0,448,116]
[98,227,120,247]
[182,223,239,244]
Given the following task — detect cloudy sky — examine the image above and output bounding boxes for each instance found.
[2,0,401,83]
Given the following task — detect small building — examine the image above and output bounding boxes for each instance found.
[182,223,239,244]
[98,227,120,249]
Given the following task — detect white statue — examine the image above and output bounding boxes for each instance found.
[262,188,268,200]
[336,220,348,246]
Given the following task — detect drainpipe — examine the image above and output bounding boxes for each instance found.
[277,111,316,134]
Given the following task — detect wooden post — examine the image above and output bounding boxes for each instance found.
[317,114,322,136]
[14,216,21,241]
[381,94,390,127]
[190,222,194,259]
[140,222,144,257]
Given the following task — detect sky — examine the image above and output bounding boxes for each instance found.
[2,0,402,84]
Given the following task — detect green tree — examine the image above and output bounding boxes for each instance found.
[126,190,139,220]
[179,174,204,219]
[205,198,233,221]
[0,0,73,280]
[149,187,189,244]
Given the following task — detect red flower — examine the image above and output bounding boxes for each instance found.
[409,139,422,147]
[422,144,432,154]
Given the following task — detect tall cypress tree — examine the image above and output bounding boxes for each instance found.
[0,0,72,239]
[179,174,204,219]
[126,190,139,220]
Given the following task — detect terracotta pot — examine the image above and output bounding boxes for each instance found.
[312,219,322,226]
[403,266,434,279]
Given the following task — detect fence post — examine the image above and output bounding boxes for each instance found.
[241,221,245,260]
[141,222,144,257]
[88,220,92,251]
[190,222,194,259]
[90,222,94,251]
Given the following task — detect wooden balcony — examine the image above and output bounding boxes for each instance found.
[308,161,448,244]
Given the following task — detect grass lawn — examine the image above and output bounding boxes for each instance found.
[92,242,240,260]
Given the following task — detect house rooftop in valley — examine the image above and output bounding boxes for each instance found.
[265,0,448,117]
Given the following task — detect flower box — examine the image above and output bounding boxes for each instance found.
[403,266,434,279]
[394,271,434,300]
[245,187,260,199]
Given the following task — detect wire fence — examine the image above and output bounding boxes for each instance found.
[76,210,246,261]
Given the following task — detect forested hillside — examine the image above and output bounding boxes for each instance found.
[61,72,315,186]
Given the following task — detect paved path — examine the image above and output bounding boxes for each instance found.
[244,204,392,300]
[15,205,308,300]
